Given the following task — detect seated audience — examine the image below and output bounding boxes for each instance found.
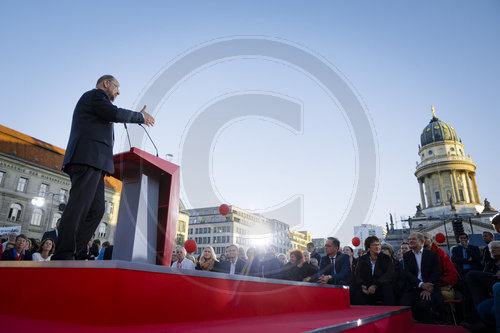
[343,246,357,272]
[218,244,246,275]
[261,245,283,279]
[318,237,350,286]
[171,246,195,270]
[97,241,110,260]
[352,236,395,305]
[283,250,318,282]
[1,234,32,261]
[423,232,458,300]
[196,246,220,272]
[278,253,288,266]
[2,233,16,253]
[310,258,319,269]
[481,231,494,268]
[32,238,55,261]
[400,232,442,324]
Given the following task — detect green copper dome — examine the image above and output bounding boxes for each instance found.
[420,114,458,147]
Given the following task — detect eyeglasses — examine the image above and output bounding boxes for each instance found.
[108,80,120,88]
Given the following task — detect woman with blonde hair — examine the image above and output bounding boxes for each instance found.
[195,246,220,272]
[32,238,55,261]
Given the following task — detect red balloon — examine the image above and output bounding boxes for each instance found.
[435,233,446,243]
[184,239,197,253]
[352,237,361,247]
[219,204,230,216]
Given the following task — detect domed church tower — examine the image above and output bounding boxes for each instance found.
[415,107,483,218]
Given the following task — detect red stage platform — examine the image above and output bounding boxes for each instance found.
[0,261,466,332]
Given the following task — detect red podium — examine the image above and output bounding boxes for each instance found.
[111,147,179,266]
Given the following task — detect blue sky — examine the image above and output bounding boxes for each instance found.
[1,1,499,245]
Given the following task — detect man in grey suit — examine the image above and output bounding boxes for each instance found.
[52,75,155,260]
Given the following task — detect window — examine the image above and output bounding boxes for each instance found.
[17,177,28,192]
[30,208,43,226]
[435,191,441,203]
[8,203,22,221]
[39,183,48,197]
[59,189,68,202]
[459,189,464,202]
[98,223,107,238]
[0,171,5,186]
[51,213,61,229]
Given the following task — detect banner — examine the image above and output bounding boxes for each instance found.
[0,225,22,236]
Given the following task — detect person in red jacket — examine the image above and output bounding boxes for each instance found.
[423,232,458,300]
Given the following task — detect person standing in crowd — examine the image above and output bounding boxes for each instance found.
[278,253,288,266]
[307,242,321,263]
[219,244,246,275]
[400,232,442,324]
[422,232,458,300]
[401,241,411,254]
[352,236,395,305]
[2,233,17,253]
[381,243,405,304]
[492,214,500,234]
[238,247,246,261]
[1,234,32,261]
[32,238,55,261]
[196,246,219,272]
[482,231,495,267]
[242,247,261,277]
[318,237,351,286]
[171,246,195,270]
[310,258,319,269]
[475,241,500,332]
[219,254,227,262]
[343,246,357,272]
[97,241,110,260]
[42,219,60,243]
[261,245,283,279]
[52,75,155,260]
[452,232,482,278]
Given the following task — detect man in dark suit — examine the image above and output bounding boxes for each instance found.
[218,244,246,275]
[318,237,351,286]
[42,218,60,243]
[1,234,32,261]
[400,232,442,324]
[52,75,155,260]
[451,232,482,277]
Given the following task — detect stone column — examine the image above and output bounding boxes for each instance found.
[424,176,433,207]
[447,172,457,203]
[451,170,460,201]
[419,178,426,209]
[437,170,445,205]
[466,171,474,203]
[471,173,480,204]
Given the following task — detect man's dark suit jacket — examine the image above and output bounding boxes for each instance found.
[63,89,144,174]
[218,258,246,275]
[42,229,58,242]
[1,248,32,261]
[451,244,482,272]
[355,252,394,287]
[318,253,351,285]
[403,249,440,289]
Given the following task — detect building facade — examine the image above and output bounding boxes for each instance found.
[403,108,496,247]
[289,229,311,251]
[0,125,121,242]
[185,205,294,257]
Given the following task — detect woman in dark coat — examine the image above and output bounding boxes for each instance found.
[283,250,317,282]
[352,236,395,305]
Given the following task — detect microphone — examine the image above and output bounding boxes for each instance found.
[124,123,132,150]
[138,124,159,157]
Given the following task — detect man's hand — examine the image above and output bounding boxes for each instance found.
[367,285,377,295]
[421,282,434,293]
[140,105,155,127]
[361,285,369,295]
[420,290,432,301]
[318,275,331,284]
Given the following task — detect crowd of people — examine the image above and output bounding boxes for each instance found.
[169,216,500,331]
[2,215,499,331]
